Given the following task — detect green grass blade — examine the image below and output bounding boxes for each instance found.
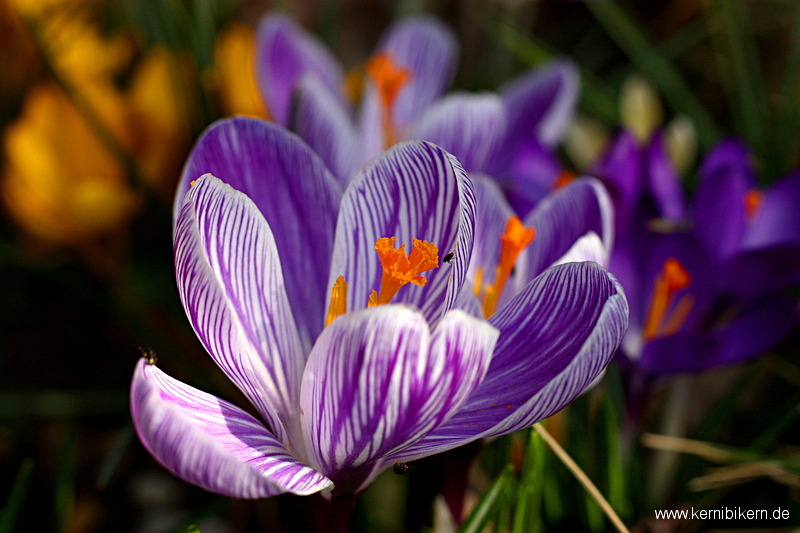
[513,429,546,533]
[55,426,77,533]
[458,465,514,533]
[0,459,34,533]
[716,0,768,160]
[585,0,721,148]
[776,6,800,174]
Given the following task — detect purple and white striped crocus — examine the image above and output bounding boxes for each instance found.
[131,117,627,503]
[257,13,578,188]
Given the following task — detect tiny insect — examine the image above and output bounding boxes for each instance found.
[443,252,454,264]
[393,462,411,475]
[138,346,158,366]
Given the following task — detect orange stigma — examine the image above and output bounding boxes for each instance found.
[366,52,411,148]
[326,275,348,326]
[369,237,439,307]
[643,257,695,340]
[553,170,577,190]
[477,217,536,318]
[744,189,763,221]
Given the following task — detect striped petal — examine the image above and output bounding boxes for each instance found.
[131,360,331,498]
[393,262,627,462]
[377,16,458,128]
[178,118,342,350]
[175,175,304,445]
[501,60,579,149]
[413,93,506,172]
[293,75,362,183]
[522,178,614,281]
[300,306,497,491]
[328,141,475,325]
[255,13,345,126]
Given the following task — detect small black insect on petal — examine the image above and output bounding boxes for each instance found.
[443,252,454,264]
[138,346,158,366]
[393,462,411,475]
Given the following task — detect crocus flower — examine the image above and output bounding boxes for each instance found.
[595,134,800,376]
[132,117,627,514]
[256,13,578,192]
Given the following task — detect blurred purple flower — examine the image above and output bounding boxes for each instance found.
[595,133,800,376]
[132,117,627,501]
[256,13,578,194]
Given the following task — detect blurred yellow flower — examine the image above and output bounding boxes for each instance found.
[213,22,268,118]
[127,47,191,192]
[1,1,191,247]
[2,83,139,244]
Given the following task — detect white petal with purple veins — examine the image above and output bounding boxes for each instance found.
[131,360,331,499]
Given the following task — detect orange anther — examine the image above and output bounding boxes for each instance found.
[553,170,577,190]
[643,257,694,340]
[480,217,536,318]
[366,52,411,110]
[325,275,348,326]
[366,52,412,148]
[368,237,439,307]
[744,189,763,221]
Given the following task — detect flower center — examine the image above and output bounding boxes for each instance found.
[325,237,439,325]
[643,257,694,340]
[474,216,536,318]
[744,188,763,222]
[366,52,412,149]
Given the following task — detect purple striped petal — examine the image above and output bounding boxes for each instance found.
[175,175,305,445]
[256,13,345,125]
[743,171,800,249]
[376,16,458,128]
[178,118,342,350]
[500,59,579,149]
[293,76,362,183]
[131,360,331,498]
[522,178,613,281]
[328,141,475,325]
[300,306,497,491]
[413,93,506,172]
[392,262,628,461]
[692,140,754,259]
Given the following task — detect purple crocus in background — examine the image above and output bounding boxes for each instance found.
[595,133,800,378]
[132,117,627,529]
[256,13,578,193]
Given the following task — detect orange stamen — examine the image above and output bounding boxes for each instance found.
[325,275,348,326]
[744,189,763,221]
[481,217,536,318]
[643,257,694,340]
[553,170,577,190]
[366,52,412,148]
[368,237,439,307]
